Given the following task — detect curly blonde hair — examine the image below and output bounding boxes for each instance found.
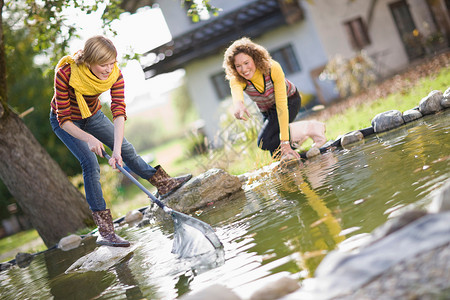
[223,37,272,84]
[74,35,117,66]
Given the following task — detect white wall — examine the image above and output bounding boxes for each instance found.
[155,0,193,37]
[157,0,258,37]
[184,55,226,141]
[304,0,434,76]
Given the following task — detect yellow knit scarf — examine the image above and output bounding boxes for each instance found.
[56,54,120,118]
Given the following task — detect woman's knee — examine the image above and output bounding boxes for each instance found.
[121,142,139,162]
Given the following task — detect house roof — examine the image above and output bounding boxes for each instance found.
[141,0,289,78]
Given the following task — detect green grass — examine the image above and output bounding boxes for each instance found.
[0,229,46,262]
[324,68,449,141]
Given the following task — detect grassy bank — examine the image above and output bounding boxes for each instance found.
[323,67,449,141]
[0,229,47,262]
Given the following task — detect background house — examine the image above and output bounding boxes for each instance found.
[138,0,449,145]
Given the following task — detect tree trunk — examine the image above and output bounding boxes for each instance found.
[0,112,92,247]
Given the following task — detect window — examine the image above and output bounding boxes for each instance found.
[211,71,230,100]
[270,44,301,75]
[344,17,371,50]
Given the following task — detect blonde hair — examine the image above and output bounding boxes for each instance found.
[74,35,117,66]
[223,37,272,84]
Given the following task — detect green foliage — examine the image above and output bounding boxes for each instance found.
[184,0,221,22]
[185,125,208,156]
[320,51,378,98]
[220,103,261,142]
[4,0,125,65]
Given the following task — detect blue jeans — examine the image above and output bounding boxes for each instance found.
[50,110,156,211]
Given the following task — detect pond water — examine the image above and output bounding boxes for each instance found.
[1,111,449,300]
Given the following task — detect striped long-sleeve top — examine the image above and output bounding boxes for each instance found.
[51,64,126,125]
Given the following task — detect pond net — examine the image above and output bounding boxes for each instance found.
[171,210,223,258]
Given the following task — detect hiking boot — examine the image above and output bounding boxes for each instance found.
[148,165,192,199]
[92,209,130,247]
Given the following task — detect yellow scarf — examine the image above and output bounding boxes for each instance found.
[56,54,120,118]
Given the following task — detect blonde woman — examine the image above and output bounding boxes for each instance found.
[50,36,191,247]
[223,37,301,159]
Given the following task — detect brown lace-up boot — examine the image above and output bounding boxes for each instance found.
[92,209,130,247]
[148,165,192,199]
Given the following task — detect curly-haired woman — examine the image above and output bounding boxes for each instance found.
[223,37,301,159]
[50,35,191,247]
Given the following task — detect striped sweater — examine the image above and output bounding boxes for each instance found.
[243,73,296,112]
[229,60,297,141]
[51,64,126,125]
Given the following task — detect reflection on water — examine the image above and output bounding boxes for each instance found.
[1,111,449,299]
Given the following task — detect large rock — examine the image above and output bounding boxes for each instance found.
[58,234,82,251]
[163,168,242,214]
[306,146,321,158]
[371,110,404,133]
[340,130,364,147]
[15,252,34,268]
[419,90,444,115]
[65,244,137,273]
[124,209,144,226]
[402,107,422,123]
[442,87,450,108]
